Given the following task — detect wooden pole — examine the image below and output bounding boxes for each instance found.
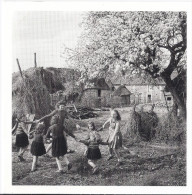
[16,58,23,79]
[34,53,37,68]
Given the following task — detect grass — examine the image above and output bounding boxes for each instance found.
[12,107,186,186]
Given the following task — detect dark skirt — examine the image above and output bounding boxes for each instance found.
[15,132,29,148]
[87,147,101,160]
[52,136,67,157]
[30,141,46,156]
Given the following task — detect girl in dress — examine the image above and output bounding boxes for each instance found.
[13,114,30,162]
[45,115,75,173]
[30,122,46,172]
[77,122,108,174]
[103,109,123,166]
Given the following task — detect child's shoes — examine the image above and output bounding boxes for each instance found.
[92,166,98,174]
[56,169,64,174]
[18,155,25,162]
[67,163,72,171]
[116,161,123,167]
[31,169,37,172]
[107,155,113,161]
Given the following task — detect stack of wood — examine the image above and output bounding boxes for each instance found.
[67,105,98,120]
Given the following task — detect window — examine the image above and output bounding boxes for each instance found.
[167,97,172,101]
[147,94,152,103]
[98,89,101,97]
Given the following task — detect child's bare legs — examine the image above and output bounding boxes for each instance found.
[88,159,96,168]
[18,146,27,161]
[88,159,97,173]
[107,147,113,160]
[46,143,52,153]
[63,155,72,170]
[44,143,52,158]
[31,156,38,171]
[114,149,122,165]
[55,157,63,172]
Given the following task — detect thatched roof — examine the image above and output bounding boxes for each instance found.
[113,85,131,97]
[87,78,110,90]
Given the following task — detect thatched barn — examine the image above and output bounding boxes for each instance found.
[79,78,111,108]
[112,85,131,107]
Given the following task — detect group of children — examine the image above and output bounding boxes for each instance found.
[12,102,123,174]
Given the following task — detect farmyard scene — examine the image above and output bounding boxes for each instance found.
[12,11,186,186]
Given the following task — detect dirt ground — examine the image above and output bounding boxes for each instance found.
[12,107,186,186]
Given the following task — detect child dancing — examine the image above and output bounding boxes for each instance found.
[12,114,30,162]
[77,121,108,174]
[45,115,75,173]
[103,109,123,166]
[30,122,46,172]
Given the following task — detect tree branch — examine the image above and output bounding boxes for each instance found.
[157,44,170,50]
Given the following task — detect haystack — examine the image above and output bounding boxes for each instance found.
[155,104,186,144]
[12,67,64,120]
[124,105,142,143]
[125,104,159,142]
[139,104,159,141]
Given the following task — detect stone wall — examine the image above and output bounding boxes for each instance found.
[80,88,111,108]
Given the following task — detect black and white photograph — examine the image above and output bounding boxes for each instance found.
[11,10,187,186]
[1,1,192,194]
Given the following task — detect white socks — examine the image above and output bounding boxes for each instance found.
[88,160,96,168]
[56,157,62,170]
[63,156,69,165]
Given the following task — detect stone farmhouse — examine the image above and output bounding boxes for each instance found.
[79,76,174,108]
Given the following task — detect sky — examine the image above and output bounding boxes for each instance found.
[12,12,84,72]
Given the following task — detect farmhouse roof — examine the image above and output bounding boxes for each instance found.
[111,75,165,86]
[113,85,132,96]
[87,78,110,90]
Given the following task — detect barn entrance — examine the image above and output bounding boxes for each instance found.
[121,95,130,106]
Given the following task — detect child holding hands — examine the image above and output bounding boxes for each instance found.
[77,121,108,174]
[30,122,46,172]
[103,109,123,166]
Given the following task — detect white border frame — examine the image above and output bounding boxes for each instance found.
[1,1,192,194]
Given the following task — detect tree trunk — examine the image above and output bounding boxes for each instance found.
[162,75,186,120]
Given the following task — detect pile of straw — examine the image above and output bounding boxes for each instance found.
[139,104,159,141]
[155,106,186,144]
[12,67,64,119]
[124,105,142,143]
